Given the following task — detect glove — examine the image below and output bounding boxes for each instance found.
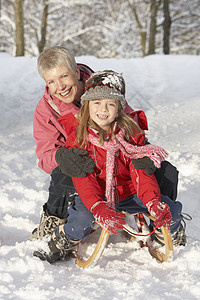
[55,147,95,177]
[146,200,171,230]
[92,202,126,235]
[132,156,156,175]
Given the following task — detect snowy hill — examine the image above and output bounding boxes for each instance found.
[0,53,200,300]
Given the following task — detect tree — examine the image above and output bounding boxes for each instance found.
[163,0,171,54]
[14,0,24,56]
[147,0,161,55]
[127,0,148,56]
[37,0,48,53]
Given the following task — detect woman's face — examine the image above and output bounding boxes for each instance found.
[89,98,119,131]
[43,65,81,103]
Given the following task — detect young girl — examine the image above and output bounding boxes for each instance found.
[34,71,185,263]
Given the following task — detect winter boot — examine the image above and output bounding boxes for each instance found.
[29,203,67,240]
[33,226,80,263]
[152,221,186,247]
[171,222,187,246]
[151,213,192,247]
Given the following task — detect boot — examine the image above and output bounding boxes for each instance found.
[33,226,80,264]
[171,222,187,246]
[29,203,67,240]
[151,213,192,247]
[152,222,186,247]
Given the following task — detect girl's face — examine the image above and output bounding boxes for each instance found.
[43,65,81,103]
[89,98,119,131]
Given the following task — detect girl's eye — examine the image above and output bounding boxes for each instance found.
[109,103,116,107]
[62,74,68,79]
[48,80,54,85]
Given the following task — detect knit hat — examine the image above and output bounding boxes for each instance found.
[81,70,126,109]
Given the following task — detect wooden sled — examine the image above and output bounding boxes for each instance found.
[76,212,174,268]
[145,213,174,262]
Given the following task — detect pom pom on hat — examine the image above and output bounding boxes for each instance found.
[81,70,126,109]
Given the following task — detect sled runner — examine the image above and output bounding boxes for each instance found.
[75,212,174,268]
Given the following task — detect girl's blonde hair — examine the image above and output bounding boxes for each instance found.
[37,46,77,78]
[76,100,144,148]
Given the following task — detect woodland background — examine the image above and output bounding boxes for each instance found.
[1,0,200,58]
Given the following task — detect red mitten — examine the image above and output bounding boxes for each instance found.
[91,202,126,235]
[146,200,171,230]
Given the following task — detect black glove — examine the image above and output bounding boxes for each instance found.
[132,156,156,175]
[55,147,95,177]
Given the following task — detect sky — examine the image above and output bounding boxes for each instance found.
[0,53,200,300]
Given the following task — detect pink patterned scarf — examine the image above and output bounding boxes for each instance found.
[88,130,168,209]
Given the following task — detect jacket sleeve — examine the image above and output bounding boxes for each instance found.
[33,100,67,174]
[72,173,104,211]
[130,164,161,207]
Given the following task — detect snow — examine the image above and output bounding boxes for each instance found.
[0,52,200,300]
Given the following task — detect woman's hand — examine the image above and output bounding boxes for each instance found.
[132,156,156,175]
[55,147,95,177]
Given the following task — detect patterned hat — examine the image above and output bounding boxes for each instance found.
[81,70,126,109]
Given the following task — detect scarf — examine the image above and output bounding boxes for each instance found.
[88,130,168,209]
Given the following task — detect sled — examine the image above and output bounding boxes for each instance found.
[75,212,174,268]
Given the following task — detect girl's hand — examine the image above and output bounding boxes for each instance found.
[91,202,126,234]
[146,200,171,230]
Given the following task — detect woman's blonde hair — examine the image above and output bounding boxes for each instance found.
[76,100,144,148]
[37,46,77,78]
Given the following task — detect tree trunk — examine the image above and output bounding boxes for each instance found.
[38,0,48,54]
[128,1,147,56]
[148,0,161,55]
[141,31,147,57]
[163,0,171,54]
[15,0,24,56]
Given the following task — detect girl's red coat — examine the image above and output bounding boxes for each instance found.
[58,112,161,211]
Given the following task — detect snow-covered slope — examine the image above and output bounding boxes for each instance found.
[0,53,200,300]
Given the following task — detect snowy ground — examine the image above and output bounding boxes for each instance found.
[0,53,200,300]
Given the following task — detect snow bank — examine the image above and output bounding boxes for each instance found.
[0,53,200,300]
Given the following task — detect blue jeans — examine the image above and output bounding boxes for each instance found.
[63,194,183,240]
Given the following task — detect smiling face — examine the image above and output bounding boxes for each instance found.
[89,98,119,131]
[43,65,81,103]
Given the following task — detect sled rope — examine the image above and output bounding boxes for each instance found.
[123,224,158,237]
